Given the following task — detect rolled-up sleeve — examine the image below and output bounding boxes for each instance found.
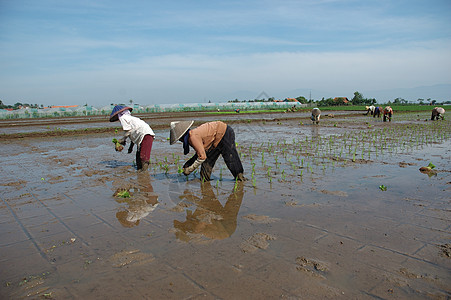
[189,134,207,160]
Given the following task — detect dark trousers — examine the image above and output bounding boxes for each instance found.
[383,113,392,122]
[373,107,380,118]
[184,126,244,180]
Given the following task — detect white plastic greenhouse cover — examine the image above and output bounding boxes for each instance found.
[0,102,305,119]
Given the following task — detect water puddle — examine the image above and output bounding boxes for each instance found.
[1,112,450,299]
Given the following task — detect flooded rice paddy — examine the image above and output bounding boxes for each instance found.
[0,111,450,299]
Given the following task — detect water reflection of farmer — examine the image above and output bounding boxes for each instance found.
[310,123,319,140]
[173,182,244,241]
[169,121,246,181]
[116,172,158,227]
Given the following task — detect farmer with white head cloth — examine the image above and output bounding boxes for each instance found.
[110,105,155,171]
[431,107,445,120]
[365,105,375,116]
[311,108,321,124]
[170,121,246,181]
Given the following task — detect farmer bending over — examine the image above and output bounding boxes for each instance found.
[110,105,155,171]
[431,107,445,120]
[365,105,375,116]
[170,121,246,181]
[383,106,393,122]
[311,108,321,124]
[373,106,381,118]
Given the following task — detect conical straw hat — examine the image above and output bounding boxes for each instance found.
[435,107,445,114]
[109,105,132,122]
[170,121,194,145]
[311,108,321,116]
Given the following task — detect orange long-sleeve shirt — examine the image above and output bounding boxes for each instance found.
[188,121,227,160]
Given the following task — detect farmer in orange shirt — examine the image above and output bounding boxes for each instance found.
[170,121,245,181]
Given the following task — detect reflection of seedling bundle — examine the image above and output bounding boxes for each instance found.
[419,162,437,177]
[114,188,130,198]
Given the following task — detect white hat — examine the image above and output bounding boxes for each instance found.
[170,121,194,145]
[311,108,321,116]
[435,107,445,114]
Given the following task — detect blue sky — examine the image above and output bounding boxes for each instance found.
[1,0,450,106]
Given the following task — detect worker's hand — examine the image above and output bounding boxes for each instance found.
[183,167,191,176]
[183,158,205,176]
[115,144,124,152]
[118,138,126,145]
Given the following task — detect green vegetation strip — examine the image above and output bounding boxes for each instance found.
[205,109,288,114]
[318,105,437,112]
[205,105,437,113]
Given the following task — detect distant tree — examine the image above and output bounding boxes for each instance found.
[368,98,377,105]
[296,96,308,104]
[393,98,408,105]
[333,97,348,105]
[317,97,337,106]
[417,98,424,105]
[351,91,364,105]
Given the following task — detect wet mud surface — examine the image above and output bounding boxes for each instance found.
[1,111,450,299]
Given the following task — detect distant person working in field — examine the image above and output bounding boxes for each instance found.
[311,108,321,124]
[373,106,381,118]
[110,105,155,171]
[431,107,445,120]
[169,120,246,181]
[365,105,375,116]
[383,106,393,122]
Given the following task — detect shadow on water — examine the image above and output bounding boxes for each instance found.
[173,181,244,242]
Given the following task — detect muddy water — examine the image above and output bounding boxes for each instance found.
[0,113,450,299]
